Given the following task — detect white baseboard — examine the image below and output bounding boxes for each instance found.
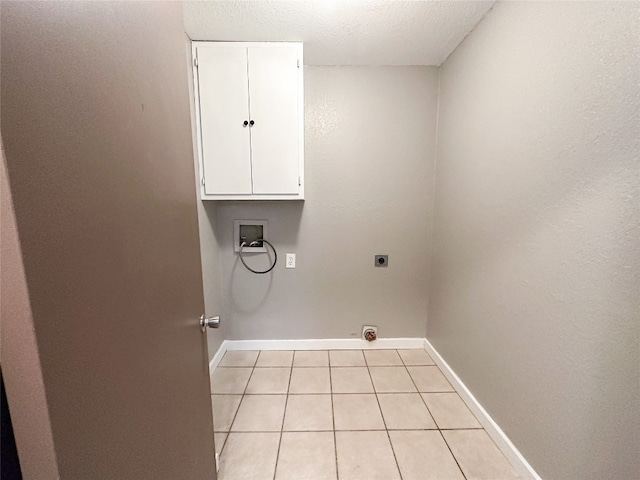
[208,340,230,372]
[423,338,541,480]
[222,337,425,352]
[208,337,424,371]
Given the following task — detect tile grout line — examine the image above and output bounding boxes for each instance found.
[216,390,460,396]
[218,428,470,433]
[225,364,423,369]
[401,353,469,480]
[212,351,253,456]
[329,350,340,480]
[271,356,293,480]
[226,430,464,434]
[220,352,260,455]
[364,350,404,480]
[401,355,440,429]
[439,430,469,480]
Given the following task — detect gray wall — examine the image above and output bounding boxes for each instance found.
[428,2,640,479]
[185,38,226,361]
[197,182,226,360]
[204,66,438,341]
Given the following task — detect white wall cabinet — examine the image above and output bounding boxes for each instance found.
[192,42,304,200]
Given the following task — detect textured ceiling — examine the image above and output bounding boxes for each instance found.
[183,1,496,66]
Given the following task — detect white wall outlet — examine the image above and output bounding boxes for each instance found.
[286,253,296,268]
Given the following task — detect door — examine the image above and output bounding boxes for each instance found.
[1,2,216,479]
[248,45,302,195]
[196,45,252,195]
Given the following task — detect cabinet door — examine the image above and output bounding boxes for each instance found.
[247,46,301,195]
[196,46,251,195]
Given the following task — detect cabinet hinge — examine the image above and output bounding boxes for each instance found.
[193,56,198,68]
[201,176,205,186]
[297,59,300,68]
[298,176,301,186]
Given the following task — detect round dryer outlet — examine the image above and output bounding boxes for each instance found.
[362,325,378,342]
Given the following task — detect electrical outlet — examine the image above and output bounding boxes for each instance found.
[374,255,388,267]
[286,253,296,268]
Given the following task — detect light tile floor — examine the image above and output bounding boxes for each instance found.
[210,349,520,480]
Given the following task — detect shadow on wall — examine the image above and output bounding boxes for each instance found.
[230,256,274,314]
[202,198,218,243]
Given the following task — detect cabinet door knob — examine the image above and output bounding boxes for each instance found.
[249,120,255,126]
[243,120,249,127]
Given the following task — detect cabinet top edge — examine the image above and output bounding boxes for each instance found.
[192,41,303,49]
[201,197,305,202]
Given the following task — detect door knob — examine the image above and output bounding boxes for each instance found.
[249,120,255,126]
[200,314,221,331]
[243,120,249,127]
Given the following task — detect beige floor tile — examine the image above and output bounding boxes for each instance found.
[210,368,252,394]
[442,430,520,480]
[422,393,482,429]
[329,350,366,367]
[364,349,404,366]
[214,432,228,454]
[330,367,374,393]
[369,367,417,393]
[389,431,465,480]
[275,432,337,480]
[288,367,331,394]
[245,367,291,394]
[333,394,385,430]
[397,349,435,366]
[219,433,280,480]
[256,350,294,367]
[293,350,330,367]
[219,350,259,367]
[283,394,333,431]
[231,395,287,432]
[335,431,401,480]
[377,394,437,429]
[211,395,242,432]
[407,366,454,392]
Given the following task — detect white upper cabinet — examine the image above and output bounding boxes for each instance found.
[192,42,304,200]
